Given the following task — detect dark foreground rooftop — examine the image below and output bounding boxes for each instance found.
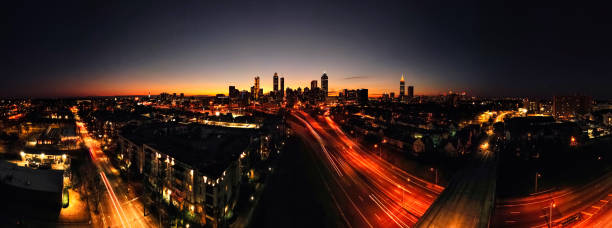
[121,122,257,177]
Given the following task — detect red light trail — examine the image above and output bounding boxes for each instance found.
[73,107,132,228]
[292,110,443,227]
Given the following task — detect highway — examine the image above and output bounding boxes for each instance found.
[73,107,156,228]
[495,171,612,227]
[291,110,443,227]
[415,135,499,228]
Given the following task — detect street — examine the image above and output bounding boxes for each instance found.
[495,170,612,227]
[74,108,157,228]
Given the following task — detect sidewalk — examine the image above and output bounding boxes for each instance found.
[59,188,93,227]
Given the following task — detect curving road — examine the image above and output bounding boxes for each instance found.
[495,171,612,227]
[291,110,443,227]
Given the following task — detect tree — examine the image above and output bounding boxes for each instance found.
[79,163,103,213]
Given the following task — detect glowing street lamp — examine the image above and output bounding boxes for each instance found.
[549,200,556,227]
[535,172,542,193]
[374,144,381,156]
[570,136,577,146]
[480,142,489,150]
[430,167,438,185]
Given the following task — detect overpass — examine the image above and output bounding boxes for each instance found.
[416,141,498,228]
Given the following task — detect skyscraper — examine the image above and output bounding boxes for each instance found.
[280,77,285,98]
[408,86,414,98]
[254,76,260,100]
[321,72,328,98]
[311,80,318,89]
[273,72,279,93]
[357,89,368,105]
[229,86,238,98]
[399,74,405,98]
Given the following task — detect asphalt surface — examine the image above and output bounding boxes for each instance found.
[249,121,347,228]
[495,171,612,227]
[273,111,443,228]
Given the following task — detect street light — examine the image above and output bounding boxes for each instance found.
[374,144,382,157]
[430,168,438,185]
[535,172,542,193]
[549,200,556,228]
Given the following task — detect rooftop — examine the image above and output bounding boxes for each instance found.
[0,160,63,193]
[121,122,256,177]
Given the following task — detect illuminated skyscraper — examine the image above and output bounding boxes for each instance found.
[254,76,260,100]
[399,74,405,98]
[273,72,279,93]
[321,72,328,98]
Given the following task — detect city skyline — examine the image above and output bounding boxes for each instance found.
[3,1,612,227]
[5,1,612,98]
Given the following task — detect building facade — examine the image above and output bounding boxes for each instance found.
[254,76,260,100]
[553,96,592,119]
[408,86,414,98]
[321,73,328,98]
[280,77,285,99]
[117,124,258,227]
[400,75,405,98]
[273,72,279,93]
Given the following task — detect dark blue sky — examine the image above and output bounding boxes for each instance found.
[4,1,612,98]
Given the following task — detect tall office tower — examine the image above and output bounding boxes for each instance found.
[321,72,328,98]
[357,89,368,105]
[229,86,238,98]
[273,72,279,93]
[311,80,318,89]
[254,76,260,100]
[408,86,414,98]
[280,77,285,98]
[399,74,405,98]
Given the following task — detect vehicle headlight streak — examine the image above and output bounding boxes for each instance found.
[294,111,444,227]
[73,109,131,228]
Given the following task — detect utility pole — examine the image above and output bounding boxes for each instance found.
[435,169,438,185]
[430,168,438,185]
[549,200,555,228]
[535,172,541,193]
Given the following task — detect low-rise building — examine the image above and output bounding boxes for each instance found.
[553,95,592,119]
[603,112,612,126]
[0,160,65,212]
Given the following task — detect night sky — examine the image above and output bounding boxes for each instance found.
[4,1,612,98]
